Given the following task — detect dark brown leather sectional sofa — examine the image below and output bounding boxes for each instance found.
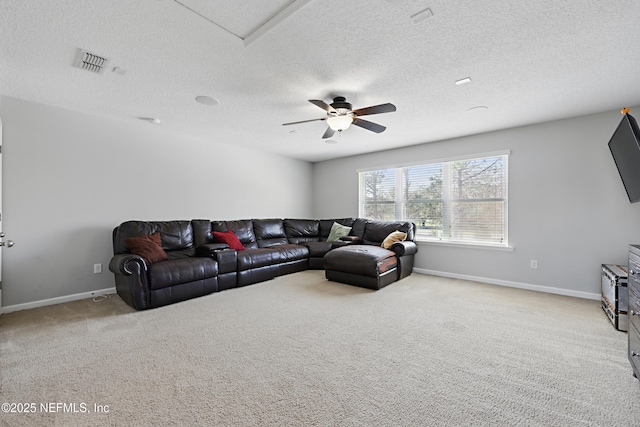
[109,218,418,310]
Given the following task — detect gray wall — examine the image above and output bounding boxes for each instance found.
[313,107,640,297]
[3,96,638,307]
[0,96,313,308]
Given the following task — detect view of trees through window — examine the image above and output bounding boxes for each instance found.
[359,154,508,245]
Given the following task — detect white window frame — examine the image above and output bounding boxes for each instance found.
[358,151,510,249]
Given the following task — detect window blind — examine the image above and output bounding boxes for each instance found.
[359,154,508,246]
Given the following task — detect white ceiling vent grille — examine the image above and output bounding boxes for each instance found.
[72,48,111,74]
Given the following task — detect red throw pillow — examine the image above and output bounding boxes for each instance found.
[124,232,168,264]
[213,230,245,251]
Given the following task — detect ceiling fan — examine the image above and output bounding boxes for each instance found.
[282,96,396,139]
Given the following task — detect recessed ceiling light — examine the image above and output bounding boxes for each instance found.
[455,77,471,85]
[195,96,219,106]
[138,117,161,124]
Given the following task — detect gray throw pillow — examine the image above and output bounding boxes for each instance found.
[327,222,352,242]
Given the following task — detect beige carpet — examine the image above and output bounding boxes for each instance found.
[1,271,639,426]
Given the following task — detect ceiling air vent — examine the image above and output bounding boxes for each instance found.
[72,48,111,74]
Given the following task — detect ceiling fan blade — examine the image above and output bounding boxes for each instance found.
[282,117,326,126]
[352,118,386,133]
[352,103,396,116]
[309,99,336,113]
[322,127,335,139]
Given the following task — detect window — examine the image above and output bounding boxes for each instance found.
[359,152,508,246]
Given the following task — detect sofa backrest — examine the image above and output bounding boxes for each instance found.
[362,220,415,246]
[211,220,259,250]
[253,218,289,248]
[284,219,320,244]
[319,218,356,240]
[349,218,366,239]
[128,218,414,254]
[113,220,194,255]
[191,219,212,248]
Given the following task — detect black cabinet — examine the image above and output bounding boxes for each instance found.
[627,245,640,378]
[602,264,629,331]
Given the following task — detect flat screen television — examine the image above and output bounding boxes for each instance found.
[608,113,640,203]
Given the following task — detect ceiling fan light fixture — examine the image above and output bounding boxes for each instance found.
[327,115,353,131]
[283,96,395,137]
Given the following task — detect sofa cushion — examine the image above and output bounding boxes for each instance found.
[124,232,168,264]
[350,218,367,240]
[237,248,276,271]
[236,244,309,271]
[363,221,414,246]
[212,220,258,250]
[269,244,309,262]
[253,218,288,248]
[213,230,245,251]
[319,218,355,240]
[284,219,320,244]
[304,241,333,257]
[166,249,197,259]
[148,258,218,290]
[114,220,194,254]
[191,219,213,247]
[324,245,397,278]
[155,221,195,251]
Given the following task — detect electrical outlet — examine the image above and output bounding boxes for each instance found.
[530,260,538,269]
[94,263,102,274]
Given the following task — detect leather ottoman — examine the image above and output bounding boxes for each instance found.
[324,245,398,290]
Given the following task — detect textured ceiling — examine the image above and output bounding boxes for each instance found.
[176,0,303,41]
[1,0,639,162]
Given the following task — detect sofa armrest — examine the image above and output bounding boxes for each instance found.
[391,241,418,256]
[108,254,151,310]
[339,236,362,244]
[196,245,237,274]
[195,243,230,257]
[330,241,350,249]
[109,253,148,275]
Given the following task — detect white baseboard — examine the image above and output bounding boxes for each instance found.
[1,270,600,314]
[414,268,600,301]
[0,287,116,314]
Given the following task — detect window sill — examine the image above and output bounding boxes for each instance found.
[415,239,514,252]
